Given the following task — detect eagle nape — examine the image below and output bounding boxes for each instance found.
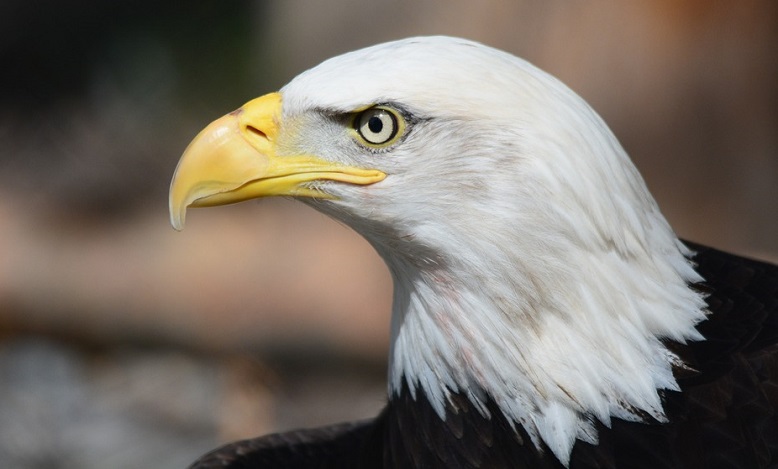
[170,36,778,469]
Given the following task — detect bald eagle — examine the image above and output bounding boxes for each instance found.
[170,37,778,468]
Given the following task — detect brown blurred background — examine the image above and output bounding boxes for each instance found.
[0,1,776,467]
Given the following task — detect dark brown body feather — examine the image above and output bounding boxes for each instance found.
[190,242,778,468]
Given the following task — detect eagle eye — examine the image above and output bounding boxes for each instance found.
[353,107,403,147]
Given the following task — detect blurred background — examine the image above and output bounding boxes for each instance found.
[0,1,776,467]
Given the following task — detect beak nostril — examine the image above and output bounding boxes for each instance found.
[246,125,267,140]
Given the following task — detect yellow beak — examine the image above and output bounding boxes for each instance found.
[169,92,386,230]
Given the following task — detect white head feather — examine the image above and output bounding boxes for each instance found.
[278,36,708,466]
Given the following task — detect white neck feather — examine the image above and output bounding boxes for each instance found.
[382,222,706,465]
[375,169,708,466]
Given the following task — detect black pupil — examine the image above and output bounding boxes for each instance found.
[368,115,384,134]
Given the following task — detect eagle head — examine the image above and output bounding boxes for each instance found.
[169,36,707,465]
